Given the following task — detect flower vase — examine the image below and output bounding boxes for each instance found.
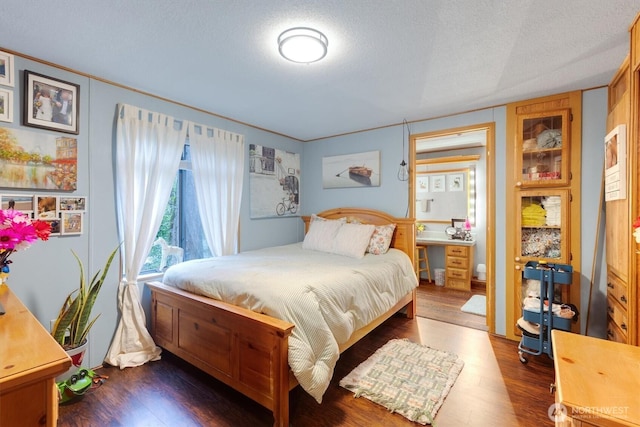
[0,263,9,284]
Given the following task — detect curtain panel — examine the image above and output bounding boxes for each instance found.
[105,104,186,368]
[188,123,245,256]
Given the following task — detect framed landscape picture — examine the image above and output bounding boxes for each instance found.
[23,70,79,134]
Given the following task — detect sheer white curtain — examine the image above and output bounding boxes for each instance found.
[105,104,186,368]
[189,123,244,256]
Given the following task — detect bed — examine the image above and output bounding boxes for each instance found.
[146,207,417,427]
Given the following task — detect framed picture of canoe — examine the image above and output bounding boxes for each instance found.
[322,150,380,189]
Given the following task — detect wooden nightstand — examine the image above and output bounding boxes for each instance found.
[0,284,71,427]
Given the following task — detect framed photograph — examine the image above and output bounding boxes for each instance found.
[1,194,34,214]
[0,88,13,122]
[35,195,58,219]
[431,175,446,192]
[46,218,61,236]
[448,173,464,192]
[61,212,83,235]
[604,124,626,201]
[0,51,15,87]
[23,70,79,134]
[59,196,86,211]
[322,150,380,189]
[417,175,429,192]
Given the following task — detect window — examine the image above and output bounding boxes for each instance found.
[142,143,210,273]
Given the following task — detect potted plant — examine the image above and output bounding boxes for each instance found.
[52,246,119,380]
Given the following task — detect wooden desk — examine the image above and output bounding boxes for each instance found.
[552,330,640,426]
[417,236,475,290]
[0,284,71,427]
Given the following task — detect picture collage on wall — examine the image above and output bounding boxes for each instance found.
[1,194,86,236]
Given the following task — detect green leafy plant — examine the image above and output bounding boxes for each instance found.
[52,246,119,349]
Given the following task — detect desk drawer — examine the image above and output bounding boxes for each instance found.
[446,245,469,257]
[446,277,470,290]
[447,267,469,281]
[447,256,469,269]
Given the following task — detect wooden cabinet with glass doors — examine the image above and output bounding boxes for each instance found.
[505,91,582,341]
[515,109,571,188]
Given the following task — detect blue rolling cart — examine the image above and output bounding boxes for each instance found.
[518,261,573,363]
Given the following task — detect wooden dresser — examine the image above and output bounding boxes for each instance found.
[552,330,640,426]
[0,284,71,427]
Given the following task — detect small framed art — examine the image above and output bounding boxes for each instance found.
[604,124,626,201]
[35,195,58,219]
[0,88,12,122]
[23,70,79,134]
[0,51,15,87]
[61,212,83,235]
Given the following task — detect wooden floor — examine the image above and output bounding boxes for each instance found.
[59,316,556,427]
[416,281,489,331]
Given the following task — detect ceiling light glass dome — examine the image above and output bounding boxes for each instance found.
[278,27,328,64]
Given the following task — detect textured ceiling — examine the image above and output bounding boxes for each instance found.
[2,1,639,141]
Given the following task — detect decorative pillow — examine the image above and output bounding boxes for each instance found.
[367,223,396,255]
[331,223,376,259]
[302,217,344,252]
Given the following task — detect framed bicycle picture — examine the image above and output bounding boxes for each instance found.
[23,70,79,134]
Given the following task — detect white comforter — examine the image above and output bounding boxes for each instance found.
[162,242,418,403]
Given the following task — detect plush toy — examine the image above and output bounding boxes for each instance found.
[57,367,107,404]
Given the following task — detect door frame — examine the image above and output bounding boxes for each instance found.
[409,122,496,333]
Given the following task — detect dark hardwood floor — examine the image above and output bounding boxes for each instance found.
[59,315,556,427]
[416,280,489,331]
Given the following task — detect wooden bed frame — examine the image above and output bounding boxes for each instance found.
[147,207,416,427]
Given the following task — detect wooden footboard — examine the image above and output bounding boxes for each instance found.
[148,282,415,427]
[148,281,294,427]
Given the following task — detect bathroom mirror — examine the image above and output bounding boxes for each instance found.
[415,161,476,225]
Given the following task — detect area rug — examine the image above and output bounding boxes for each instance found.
[460,294,486,316]
[339,338,464,425]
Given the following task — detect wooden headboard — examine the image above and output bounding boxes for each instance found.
[301,207,416,267]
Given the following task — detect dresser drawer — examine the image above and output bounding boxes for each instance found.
[606,272,628,308]
[606,318,627,343]
[606,295,628,337]
[446,245,469,258]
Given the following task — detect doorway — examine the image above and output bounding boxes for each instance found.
[409,123,495,333]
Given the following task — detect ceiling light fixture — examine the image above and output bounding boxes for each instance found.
[278,27,328,64]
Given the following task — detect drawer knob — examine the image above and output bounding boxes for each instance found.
[515,265,521,271]
[621,323,627,331]
[621,295,627,303]
[607,329,613,337]
[607,306,614,314]
[607,282,614,289]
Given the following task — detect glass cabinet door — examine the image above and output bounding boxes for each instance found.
[515,109,570,187]
[513,189,571,337]
[516,189,570,264]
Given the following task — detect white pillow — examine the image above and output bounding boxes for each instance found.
[302,218,344,252]
[331,223,376,258]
